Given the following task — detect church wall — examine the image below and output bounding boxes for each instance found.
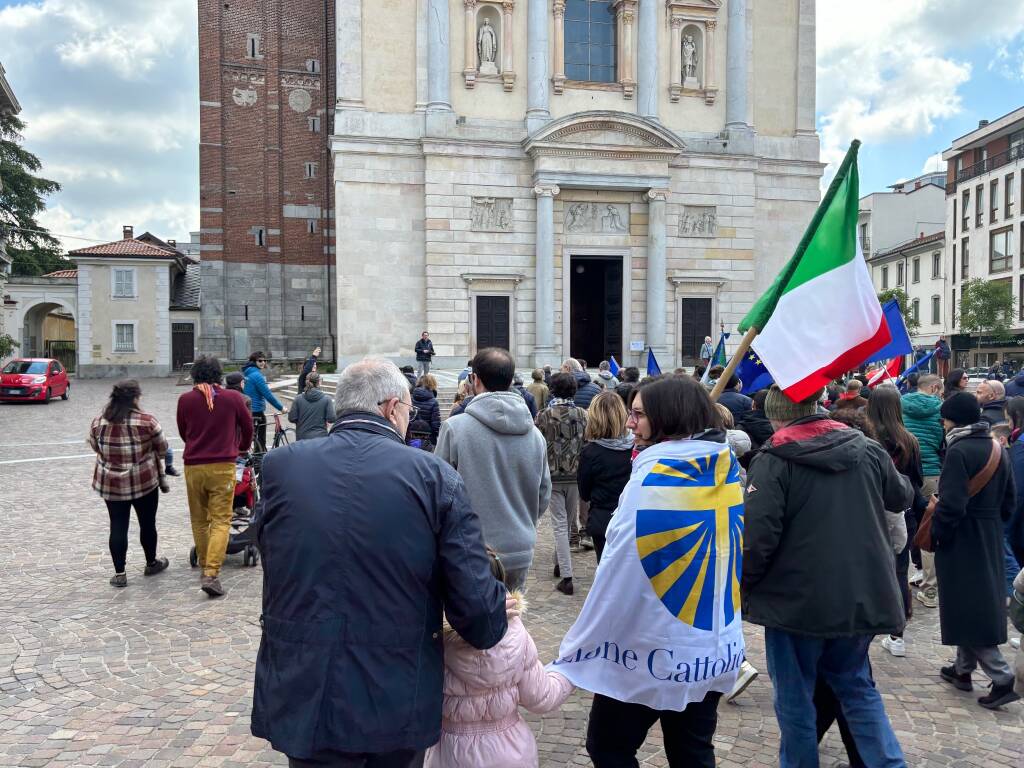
[753,0,798,138]
[449,2,529,121]
[362,0,418,114]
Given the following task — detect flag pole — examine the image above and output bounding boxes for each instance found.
[710,326,758,402]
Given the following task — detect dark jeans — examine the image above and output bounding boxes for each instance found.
[104,488,159,572]
[287,750,424,768]
[587,506,614,564]
[253,411,267,452]
[815,677,866,768]
[893,509,918,636]
[764,629,904,768]
[586,692,721,768]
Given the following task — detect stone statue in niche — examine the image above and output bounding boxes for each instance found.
[682,35,699,87]
[471,197,513,231]
[565,202,630,234]
[478,18,499,75]
[680,206,717,237]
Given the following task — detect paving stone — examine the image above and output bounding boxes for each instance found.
[0,377,1022,766]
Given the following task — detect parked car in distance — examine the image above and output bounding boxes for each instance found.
[0,358,70,403]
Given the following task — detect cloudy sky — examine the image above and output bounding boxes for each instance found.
[1,0,1023,251]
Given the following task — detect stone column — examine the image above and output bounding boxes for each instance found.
[502,1,516,90]
[703,20,718,104]
[427,0,452,111]
[527,0,551,132]
[645,189,668,354]
[336,0,363,109]
[795,0,816,136]
[415,0,429,110]
[637,0,657,118]
[725,0,749,131]
[552,0,566,94]
[533,184,559,358]
[669,17,683,102]
[463,0,478,88]
[617,1,636,99]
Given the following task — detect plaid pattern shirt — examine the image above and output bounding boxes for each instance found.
[87,410,168,501]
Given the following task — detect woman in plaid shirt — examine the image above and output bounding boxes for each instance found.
[87,380,170,588]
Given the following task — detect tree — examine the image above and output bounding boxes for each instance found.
[0,334,18,359]
[0,112,67,277]
[876,287,920,337]
[958,278,1015,365]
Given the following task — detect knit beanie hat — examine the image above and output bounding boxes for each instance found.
[940,391,981,426]
[764,385,822,423]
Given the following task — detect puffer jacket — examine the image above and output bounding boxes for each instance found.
[412,386,442,442]
[901,391,944,477]
[572,371,601,409]
[423,594,573,768]
[242,362,284,414]
[1007,372,1024,398]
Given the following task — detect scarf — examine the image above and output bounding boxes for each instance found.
[839,391,861,401]
[194,383,218,411]
[548,397,575,408]
[945,421,989,447]
[595,434,635,451]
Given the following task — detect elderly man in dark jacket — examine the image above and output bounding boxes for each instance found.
[252,359,507,767]
[743,386,912,768]
[561,358,601,409]
[934,392,1021,709]
[717,374,753,424]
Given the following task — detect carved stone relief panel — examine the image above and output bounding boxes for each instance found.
[679,206,717,237]
[471,197,514,231]
[564,202,630,234]
[232,88,258,107]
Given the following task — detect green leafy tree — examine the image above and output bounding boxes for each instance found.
[876,287,920,337]
[0,112,67,276]
[958,278,1015,363]
[0,334,18,359]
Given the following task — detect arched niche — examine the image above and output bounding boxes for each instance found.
[681,24,704,88]
[476,5,502,76]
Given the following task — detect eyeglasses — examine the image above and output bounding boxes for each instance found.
[627,408,647,421]
[257,359,267,364]
[379,399,419,420]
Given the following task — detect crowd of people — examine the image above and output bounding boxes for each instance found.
[82,346,1024,767]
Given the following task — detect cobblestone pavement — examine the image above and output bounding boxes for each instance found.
[1,377,1022,767]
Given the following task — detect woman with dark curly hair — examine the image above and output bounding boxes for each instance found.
[87,379,170,588]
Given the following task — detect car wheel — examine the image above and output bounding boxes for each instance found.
[61,384,70,401]
[44,387,52,404]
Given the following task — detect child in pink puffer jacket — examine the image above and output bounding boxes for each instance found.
[424,554,574,768]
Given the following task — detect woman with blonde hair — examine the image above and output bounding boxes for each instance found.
[577,390,633,562]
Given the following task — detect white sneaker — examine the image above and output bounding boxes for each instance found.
[726,660,759,703]
[1011,637,1021,650]
[881,635,906,657]
[909,568,924,586]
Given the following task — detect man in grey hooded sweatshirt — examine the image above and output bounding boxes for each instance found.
[437,347,551,590]
[287,372,336,440]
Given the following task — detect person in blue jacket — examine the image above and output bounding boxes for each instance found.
[242,351,284,452]
[252,359,506,767]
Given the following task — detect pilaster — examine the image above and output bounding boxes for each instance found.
[533,184,560,361]
[636,0,658,118]
[427,0,453,112]
[527,0,551,132]
[645,188,668,354]
[725,0,750,133]
[336,0,364,110]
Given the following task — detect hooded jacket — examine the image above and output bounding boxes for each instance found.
[436,392,552,572]
[423,594,573,768]
[412,386,442,441]
[242,362,284,414]
[742,415,912,637]
[901,391,944,477]
[718,389,753,424]
[595,370,618,389]
[297,354,317,392]
[980,398,1008,427]
[1007,372,1024,398]
[572,370,601,409]
[738,409,774,450]
[287,388,336,441]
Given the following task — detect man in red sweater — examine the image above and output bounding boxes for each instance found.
[177,355,254,597]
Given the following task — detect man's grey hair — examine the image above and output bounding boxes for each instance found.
[562,358,583,373]
[987,380,1006,399]
[599,360,610,372]
[335,359,410,415]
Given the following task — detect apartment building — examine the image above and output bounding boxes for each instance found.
[943,107,1024,367]
[858,172,946,258]
[870,231,947,348]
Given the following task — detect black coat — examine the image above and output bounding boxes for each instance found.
[577,440,632,538]
[514,385,538,419]
[415,339,435,362]
[743,416,912,638]
[738,409,774,450]
[718,390,752,425]
[980,399,1008,427]
[297,355,317,392]
[251,414,507,758]
[412,386,442,442]
[933,425,1016,648]
[572,371,601,409]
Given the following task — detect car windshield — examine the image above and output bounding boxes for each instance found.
[2,361,48,375]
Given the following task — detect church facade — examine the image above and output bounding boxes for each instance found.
[332,0,821,369]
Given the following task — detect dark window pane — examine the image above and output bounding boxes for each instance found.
[589,0,615,21]
[566,0,588,21]
[591,65,615,83]
[565,20,590,44]
[566,63,590,81]
[565,42,590,66]
[591,44,616,66]
[563,0,617,83]
[591,20,615,44]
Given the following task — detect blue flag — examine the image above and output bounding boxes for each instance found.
[895,350,935,387]
[735,349,774,395]
[862,300,913,366]
[647,348,662,377]
[609,356,621,377]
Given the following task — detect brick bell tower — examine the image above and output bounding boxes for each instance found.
[197,0,336,362]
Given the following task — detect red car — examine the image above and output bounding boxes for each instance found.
[0,358,71,403]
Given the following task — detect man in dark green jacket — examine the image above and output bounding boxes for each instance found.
[743,386,912,768]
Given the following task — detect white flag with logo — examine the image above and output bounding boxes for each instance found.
[549,439,746,711]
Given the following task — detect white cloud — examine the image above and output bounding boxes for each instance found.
[0,0,198,250]
[921,153,944,174]
[817,0,1024,186]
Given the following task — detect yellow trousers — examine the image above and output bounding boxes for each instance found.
[185,462,236,577]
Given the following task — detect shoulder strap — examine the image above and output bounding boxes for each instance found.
[967,439,1002,497]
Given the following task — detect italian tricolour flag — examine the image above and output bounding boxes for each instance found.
[739,141,890,401]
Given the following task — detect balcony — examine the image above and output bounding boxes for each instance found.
[948,143,1024,192]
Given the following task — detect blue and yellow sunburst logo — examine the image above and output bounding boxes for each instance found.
[635,448,744,631]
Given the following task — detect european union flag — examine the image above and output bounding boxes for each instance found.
[647,348,662,377]
[735,349,774,395]
[609,356,621,377]
[862,299,913,366]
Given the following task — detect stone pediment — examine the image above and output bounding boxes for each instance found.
[524,111,685,161]
[667,0,722,16]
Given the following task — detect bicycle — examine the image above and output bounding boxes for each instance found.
[271,413,293,449]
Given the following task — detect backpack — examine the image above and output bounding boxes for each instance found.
[538,403,587,479]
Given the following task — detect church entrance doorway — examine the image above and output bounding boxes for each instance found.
[569,255,622,366]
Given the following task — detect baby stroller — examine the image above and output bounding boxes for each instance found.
[189,455,261,568]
